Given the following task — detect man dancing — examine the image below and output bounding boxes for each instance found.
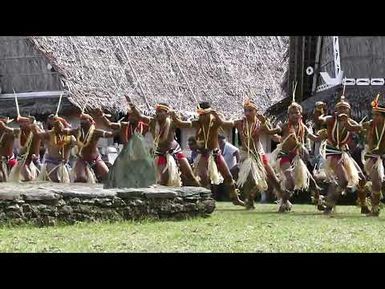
[34,115,76,183]
[130,102,200,187]
[231,98,284,210]
[70,112,115,183]
[171,101,244,206]
[9,116,43,181]
[95,97,149,145]
[270,100,324,212]
[317,95,369,215]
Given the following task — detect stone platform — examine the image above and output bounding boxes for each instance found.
[0,183,215,226]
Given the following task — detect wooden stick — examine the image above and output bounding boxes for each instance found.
[292,81,298,103]
[13,89,20,117]
[116,37,151,110]
[375,93,380,104]
[165,37,198,104]
[55,92,63,117]
[81,97,89,114]
[125,95,132,103]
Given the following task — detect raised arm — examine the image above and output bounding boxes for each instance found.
[304,125,327,142]
[95,108,122,130]
[29,121,45,136]
[30,124,49,140]
[261,120,282,135]
[16,115,35,125]
[0,121,20,137]
[338,114,363,132]
[211,110,234,128]
[170,110,193,128]
[317,114,332,126]
[0,121,14,133]
[258,113,283,135]
[94,129,116,139]
[129,103,151,124]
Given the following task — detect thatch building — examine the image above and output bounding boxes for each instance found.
[0,36,289,153]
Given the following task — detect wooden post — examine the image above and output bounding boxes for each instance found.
[293,37,298,101]
[299,36,306,102]
[311,36,322,95]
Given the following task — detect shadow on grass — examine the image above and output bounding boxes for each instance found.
[215,208,251,212]
[326,214,378,220]
[216,208,374,219]
[284,211,374,219]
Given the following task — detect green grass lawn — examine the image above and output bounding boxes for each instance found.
[0,202,384,252]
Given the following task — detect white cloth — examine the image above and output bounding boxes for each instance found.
[221,142,239,170]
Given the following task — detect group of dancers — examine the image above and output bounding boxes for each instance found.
[1,91,385,216]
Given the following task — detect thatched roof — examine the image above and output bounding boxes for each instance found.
[29,36,289,117]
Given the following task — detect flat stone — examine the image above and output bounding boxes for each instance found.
[142,188,177,199]
[116,188,144,199]
[184,195,201,201]
[0,192,22,201]
[172,186,211,198]
[33,182,104,191]
[60,189,116,199]
[21,190,61,202]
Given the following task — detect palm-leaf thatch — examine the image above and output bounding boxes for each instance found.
[27,36,289,117]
